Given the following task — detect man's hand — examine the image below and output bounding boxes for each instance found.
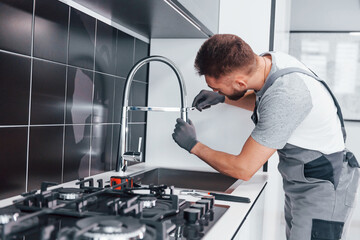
[192,90,225,111]
[172,118,198,153]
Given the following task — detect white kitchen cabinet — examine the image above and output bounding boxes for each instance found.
[233,185,266,240]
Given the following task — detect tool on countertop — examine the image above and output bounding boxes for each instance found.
[208,192,251,203]
[179,190,251,203]
[128,106,195,112]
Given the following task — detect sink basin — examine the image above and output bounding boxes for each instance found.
[131,168,242,193]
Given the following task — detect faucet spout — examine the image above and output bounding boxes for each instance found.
[116,56,188,172]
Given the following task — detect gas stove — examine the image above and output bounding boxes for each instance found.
[0,176,229,240]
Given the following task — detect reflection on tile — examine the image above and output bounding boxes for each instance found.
[0,0,33,55]
[66,67,93,124]
[129,82,148,122]
[68,8,95,70]
[116,31,135,78]
[34,0,69,63]
[28,126,63,191]
[31,59,66,124]
[0,127,27,199]
[113,78,126,123]
[63,125,91,182]
[111,124,121,170]
[93,73,115,124]
[90,124,113,175]
[133,39,149,82]
[0,51,31,125]
[95,21,117,75]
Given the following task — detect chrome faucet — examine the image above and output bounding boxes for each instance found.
[116,55,190,172]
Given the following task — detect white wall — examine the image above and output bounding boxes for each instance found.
[290,0,360,31]
[273,0,291,53]
[219,0,271,54]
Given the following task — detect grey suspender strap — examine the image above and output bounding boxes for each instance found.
[252,67,347,142]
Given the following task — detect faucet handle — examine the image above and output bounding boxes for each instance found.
[122,137,143,163]
[122,151,142,162]
[138,137,142,152]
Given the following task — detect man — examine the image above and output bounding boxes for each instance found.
[172,34,359,240]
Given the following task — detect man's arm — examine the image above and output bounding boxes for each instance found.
[190,136,276,180]
[224,90,256,112]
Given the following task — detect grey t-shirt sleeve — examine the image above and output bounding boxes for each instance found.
[251,74,313,149]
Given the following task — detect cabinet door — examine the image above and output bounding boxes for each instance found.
[233,188,265,240]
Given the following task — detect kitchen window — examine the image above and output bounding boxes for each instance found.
[289,32,360,121]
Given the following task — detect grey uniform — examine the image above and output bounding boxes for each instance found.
[251,53,359,240]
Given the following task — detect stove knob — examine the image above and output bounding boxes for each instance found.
[190,204,206,217]
[196,200,211,212]
[201,195,215,209]
[183,208,200,224]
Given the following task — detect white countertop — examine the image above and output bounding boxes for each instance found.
[0,163,268,239]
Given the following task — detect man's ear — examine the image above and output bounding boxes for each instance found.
[234,78,247,90]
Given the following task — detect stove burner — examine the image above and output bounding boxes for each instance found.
[58,188,84,200]
[0,178,229,240]
[0,213,18,224]
[77,216,146,240]
[139,196,157,209]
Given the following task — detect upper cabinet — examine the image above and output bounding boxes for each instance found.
[172,0,220,36]
[71,0,220,38]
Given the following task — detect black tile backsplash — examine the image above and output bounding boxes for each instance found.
[0,0,150,200]
[34,0,69,63]
[63,125,91,182]
[116,31,135,78]
[0,51,31,125]
[0,127,27,199]
[95,21,117,75]
[134,39,150,82]
[31,59,66,124]
[91,124,113,175]
[111,124,121,170]
[28,126,63,191]
[113,78,126,124]
[68,8,96,70]
[66,67,94,124]
[93,72,115,124]
[0,0,33,55]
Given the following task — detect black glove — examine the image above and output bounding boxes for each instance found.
[172,118,198,153]
[192,90,225,111]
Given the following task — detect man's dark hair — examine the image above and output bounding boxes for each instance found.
[194,34,256,78]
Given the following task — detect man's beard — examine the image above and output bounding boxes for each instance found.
[227,90,247,101]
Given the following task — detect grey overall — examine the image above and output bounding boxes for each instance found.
[251,67,360,240]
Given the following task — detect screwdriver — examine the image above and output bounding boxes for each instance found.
[208,192,251,203]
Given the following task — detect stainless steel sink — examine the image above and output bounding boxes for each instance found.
[131,168,242,193]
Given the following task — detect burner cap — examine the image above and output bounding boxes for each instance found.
[139,196,157,209]
[58,188,84,200]
[77,216,146,240]
[0,213,18,225]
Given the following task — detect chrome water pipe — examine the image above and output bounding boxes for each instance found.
[116,56,189,172]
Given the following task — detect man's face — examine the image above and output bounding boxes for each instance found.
[205,71,248,100]
[227,89,247,101]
